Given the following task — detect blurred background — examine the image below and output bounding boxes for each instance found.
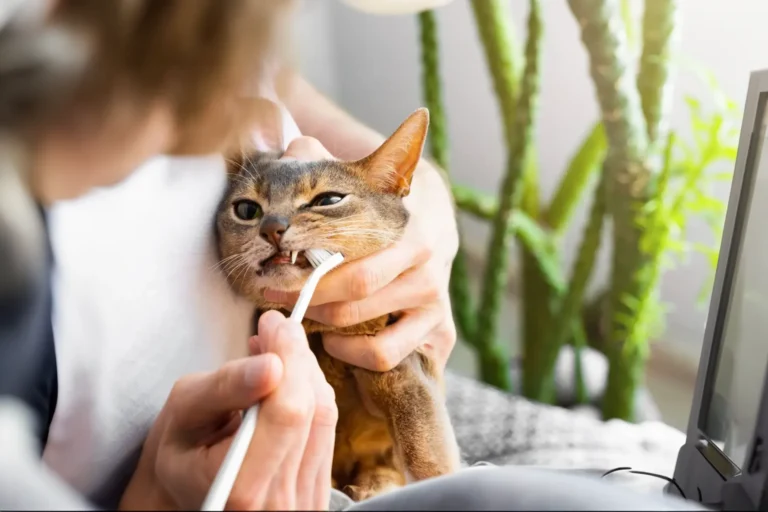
[292,0,768,430]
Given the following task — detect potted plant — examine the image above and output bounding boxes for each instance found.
[341,0,739,422]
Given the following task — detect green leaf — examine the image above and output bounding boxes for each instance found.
[546,122,607,234]
[620,0,638,52]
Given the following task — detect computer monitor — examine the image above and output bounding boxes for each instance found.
[671,69,768,510]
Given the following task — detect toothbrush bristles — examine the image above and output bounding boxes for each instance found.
[305,248,335,268]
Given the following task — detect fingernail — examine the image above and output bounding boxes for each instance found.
[244,354,280,388]
[258,309,284,333]
[248,335,259,355]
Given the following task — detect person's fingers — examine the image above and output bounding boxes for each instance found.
[168,353,283,428]
[251,321,338,510]
[232,317,316,509]
[314,430,336,509]
[262,320,316,510]
[263,238,431,306]
[280,136,335,162]
[301,267,439,327]
[248,334,260,356]
[296,368,337,510]
[323,307,441,371]
[424,294,458,369]
[252,310,289,354]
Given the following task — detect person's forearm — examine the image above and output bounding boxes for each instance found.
[280,71,385,160]
[281,73,458,255]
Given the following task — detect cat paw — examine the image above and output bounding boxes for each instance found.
[342,485,370,502]
[343,483,400,502]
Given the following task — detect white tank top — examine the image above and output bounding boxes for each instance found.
[42,98,302,505]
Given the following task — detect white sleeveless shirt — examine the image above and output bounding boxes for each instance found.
[42,98,302,505]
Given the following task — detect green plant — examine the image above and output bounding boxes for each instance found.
[417,0,740,420]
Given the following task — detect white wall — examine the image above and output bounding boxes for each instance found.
[311,0,768,358]
[294,1,340,101]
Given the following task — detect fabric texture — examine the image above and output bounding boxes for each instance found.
[445,371,686,493]
[0,204,57,451]
[345,465,704,511]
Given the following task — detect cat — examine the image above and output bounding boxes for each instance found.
[214,108,461,501]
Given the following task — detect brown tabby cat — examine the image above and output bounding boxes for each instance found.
[215,108,460,501]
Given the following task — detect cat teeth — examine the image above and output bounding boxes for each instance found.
[291,251,298,265]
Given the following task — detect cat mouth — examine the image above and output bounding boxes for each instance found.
[260,250,312,269]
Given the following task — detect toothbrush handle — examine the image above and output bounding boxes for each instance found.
[200,405,259,511]
[201,251,344,511]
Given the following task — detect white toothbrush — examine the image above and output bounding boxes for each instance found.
[201,248,344,511]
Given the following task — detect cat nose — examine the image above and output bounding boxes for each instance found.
[260,216,290,246]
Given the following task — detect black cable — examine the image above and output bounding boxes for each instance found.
[601,466,632,478]
[600,466,686,500]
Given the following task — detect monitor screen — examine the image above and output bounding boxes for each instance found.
[700,92,768,471]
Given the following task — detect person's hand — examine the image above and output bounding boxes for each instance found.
[265,136,458,372]
[119,310,337,511]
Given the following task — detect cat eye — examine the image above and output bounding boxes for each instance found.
[311,193,346,208]
[233,200,262,221]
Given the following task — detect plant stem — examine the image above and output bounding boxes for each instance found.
[605,134,675,419]
[637,0,680,145]
[571,320,590,405]
[475,0,543,391]
[525,173,607,402]
[470,0,522,144]
[418,10,477,343]
[419,10,450,170]
[452,184,497,220]
[567,0,651,422]
[605,0,680,421]
[603,343,645,420]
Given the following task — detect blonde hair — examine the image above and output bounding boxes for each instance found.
[2,0,294,154]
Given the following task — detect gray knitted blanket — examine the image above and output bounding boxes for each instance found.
[328,372,685,508]
[445,371,685,480]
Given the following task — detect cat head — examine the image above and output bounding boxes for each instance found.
[215,108,429,299]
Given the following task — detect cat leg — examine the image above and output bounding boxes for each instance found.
[352,351,461,482]
[343,458,404,502]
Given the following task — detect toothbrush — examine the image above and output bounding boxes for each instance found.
[201,249,344,511]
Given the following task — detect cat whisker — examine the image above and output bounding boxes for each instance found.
[225,258,251,283]
[297,229,398,240]
[211,252,247,272]
[233,257,255,286]
[219,250,253,279]
[242,154,259,183]
[225,173,252,186]
[325,228,399,239]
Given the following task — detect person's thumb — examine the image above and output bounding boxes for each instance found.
[280,136,335,162]
[171,354,283,427]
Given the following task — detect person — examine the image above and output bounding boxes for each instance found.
[0,1,705,510]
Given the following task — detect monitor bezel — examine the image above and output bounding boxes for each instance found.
[671,69,768,510]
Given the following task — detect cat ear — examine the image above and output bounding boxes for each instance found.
[354,108,429,196]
